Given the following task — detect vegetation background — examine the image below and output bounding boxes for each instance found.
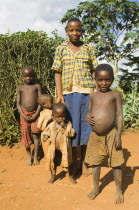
[0,30,64,145]
[0,0,139,146]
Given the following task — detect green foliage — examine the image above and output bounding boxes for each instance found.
[119,55,139,92]
[123,83,139,128]
[61,0,139,79]
[0,30,64,145]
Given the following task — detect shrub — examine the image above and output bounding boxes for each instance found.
[0,30,64,145]
[123,83,139,129]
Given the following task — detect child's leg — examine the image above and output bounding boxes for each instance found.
[49,150,60,183]
[81,145,90,175]
[113,166,124,204]
[88,165,100,200]
[64,93,83,174]
[80,94,92,174]
[72,146,78,175]
[48,162,57,184]
[48,170,56,184]
[68,164,77,184]
[32,133,40,165]
[26,147,32,166]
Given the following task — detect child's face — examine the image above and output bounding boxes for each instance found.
[53,108,66,124]
[22,69,34,85]
[43,98,53,109]
[95,70,113,92]
[66,21,82,43]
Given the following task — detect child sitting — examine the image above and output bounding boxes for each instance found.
[43,103,77,184]
[37,94,53,156]
[17,66,41,165]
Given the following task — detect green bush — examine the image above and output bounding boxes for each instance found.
[0,30,64,145]
[123,83,139,129]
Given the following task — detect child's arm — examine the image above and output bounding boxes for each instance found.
[30,84,42,121]
[37,111,43,130]
[42,135,49,142]
[92,72,98,92]
[42,124,51,142]
[85,94,95,126]
[55,72,65,103]
[52,46,64,103]
[65,122,75,137]
[16,86,30,122]
[114,92,123,149]
[89,45,98,92]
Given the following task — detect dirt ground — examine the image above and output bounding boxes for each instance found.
[0,131,139,210]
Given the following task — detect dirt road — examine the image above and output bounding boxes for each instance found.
[0,131,139,210]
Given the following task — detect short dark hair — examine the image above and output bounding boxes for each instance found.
[65,17,82,30]
[38,94,53,106]
[21,66,34,76]
[52,103,67,115]
[95,64,114,78]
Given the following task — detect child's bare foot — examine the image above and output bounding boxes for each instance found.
[26,158,32,166]
[48,176,55,184]
[115,190,124,204]
[33,157,40,165]
[69,176,77,184]
[87,189,99,200]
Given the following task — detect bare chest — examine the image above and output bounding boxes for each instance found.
[21,85,38,97]
[92,93,116,112]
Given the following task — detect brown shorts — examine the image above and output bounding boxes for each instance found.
[85,128,124,167]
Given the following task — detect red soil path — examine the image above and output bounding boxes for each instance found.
[0,131,139,210]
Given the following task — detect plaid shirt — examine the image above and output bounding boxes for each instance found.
[52,41,98,91]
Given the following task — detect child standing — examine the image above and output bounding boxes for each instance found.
[37,94,53,156]
[43,103,77,184]
[85,64,124,204]
[17,67,41,165]
[52,17,98,175]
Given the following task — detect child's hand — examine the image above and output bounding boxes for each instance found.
[60,121,67,129]
[42,135,49,142]
[114,136,122,149]
[56,96,65,104]
[30,115,37,122]
[85,113,95,126]
[23,115,32,122]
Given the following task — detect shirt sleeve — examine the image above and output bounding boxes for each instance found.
[88,45,98,71]
[65,122,75,137]
[51,46,62,73]
[42,123,51,137]
[37,112,44,130]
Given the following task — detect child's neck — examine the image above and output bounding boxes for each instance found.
[69,40,83,47]
[24,81,34,86]
[55,122,62,130]
[99,89,112,93]
[24,83,33,86]
[68,41,83,53]
[43,107,51,110]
